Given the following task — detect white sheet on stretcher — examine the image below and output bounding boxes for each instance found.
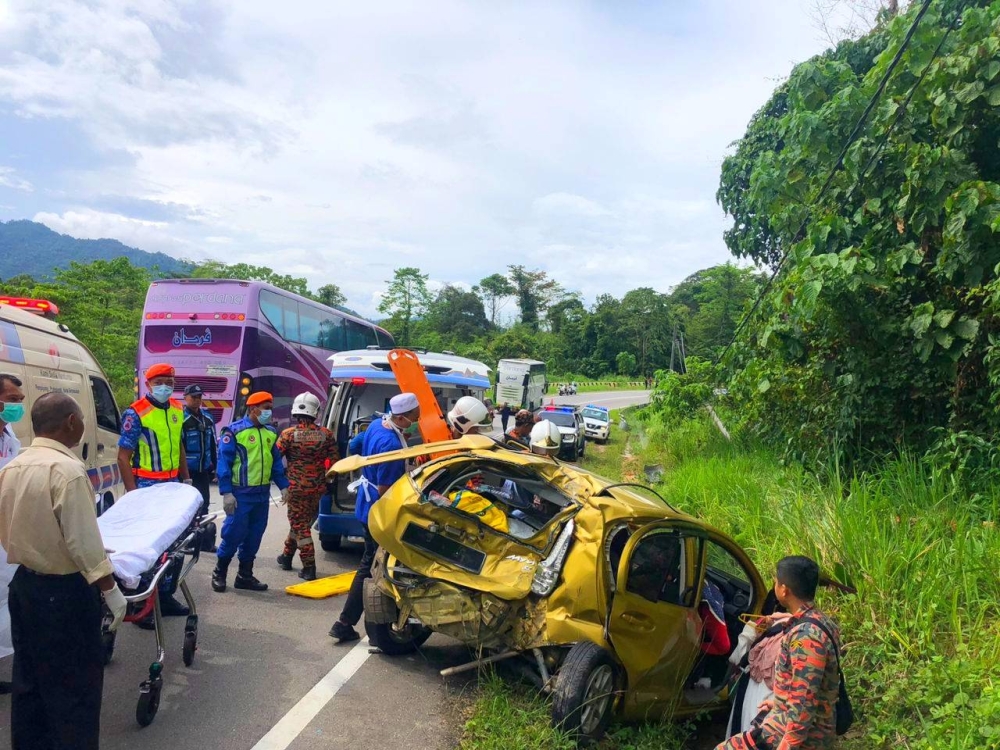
[97,483,202,590]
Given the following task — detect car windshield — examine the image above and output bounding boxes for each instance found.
[581,408,608,422]
[538,411,576,427]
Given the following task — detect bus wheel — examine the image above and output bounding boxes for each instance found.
[320,534,342,552]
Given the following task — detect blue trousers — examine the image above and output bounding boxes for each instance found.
[216,488,271,563]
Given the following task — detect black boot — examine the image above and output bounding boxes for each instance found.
[212,558,231,593]
[234,560,268,591]
[298,565,317,581]
[276,553,294,571]
[160,594,191,617]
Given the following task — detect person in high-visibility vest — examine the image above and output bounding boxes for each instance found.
[117,362,192,621]
[118,362,191,491]
[212,391,289,593]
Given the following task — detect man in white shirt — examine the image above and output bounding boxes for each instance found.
[0,372,26,695]
[0,392,127,750]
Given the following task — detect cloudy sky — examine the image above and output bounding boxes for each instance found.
[0,1,847,316]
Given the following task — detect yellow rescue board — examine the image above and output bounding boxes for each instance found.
[327,433,495,476]
[285,571,356,599]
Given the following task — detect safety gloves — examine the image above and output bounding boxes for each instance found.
[222,493,236,516]
[103,584,128,631]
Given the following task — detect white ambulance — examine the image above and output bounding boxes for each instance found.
[0,297,126,514]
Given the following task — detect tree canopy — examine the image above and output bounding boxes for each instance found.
[717,1,1000,461]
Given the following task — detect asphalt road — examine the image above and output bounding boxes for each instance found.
[548,389,650,411]
[0,390,650,750]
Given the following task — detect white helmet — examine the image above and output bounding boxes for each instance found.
[291,392,321,419]
[529,420,561,456]
[447,396,489,435]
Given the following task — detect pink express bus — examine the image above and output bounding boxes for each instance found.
[137,279,394,429]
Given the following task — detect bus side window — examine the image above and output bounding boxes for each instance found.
[322,316,346,350]
[298,303,324,347]
[345,319,377,349]
[260,289,299,341]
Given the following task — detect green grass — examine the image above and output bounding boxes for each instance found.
[460,412,1000,749]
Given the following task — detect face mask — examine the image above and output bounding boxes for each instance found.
[151,385,173,403]
[0,403,24,424]
[258,409,273,425]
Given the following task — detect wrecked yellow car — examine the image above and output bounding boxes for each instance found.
[332,435,766,743]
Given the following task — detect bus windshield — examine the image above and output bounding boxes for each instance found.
[137,279,394,429]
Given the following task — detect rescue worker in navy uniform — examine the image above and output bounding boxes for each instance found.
[181,383,217,516]
[213,391,289,593]
[329,393,420,643]
[117,362,192,621]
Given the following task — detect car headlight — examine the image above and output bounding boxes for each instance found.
[531,519,575,596]
[562,434,575,442]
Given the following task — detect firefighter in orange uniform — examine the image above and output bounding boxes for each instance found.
[275,393,338,581]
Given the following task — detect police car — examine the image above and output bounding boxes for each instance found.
[580,404,611,443]
[535,405,586,460]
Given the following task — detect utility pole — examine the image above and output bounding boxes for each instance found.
[669,325,687,375]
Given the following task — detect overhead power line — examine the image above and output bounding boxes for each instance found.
[716,0,943,365]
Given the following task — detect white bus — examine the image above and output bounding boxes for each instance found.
[495,358,547,411]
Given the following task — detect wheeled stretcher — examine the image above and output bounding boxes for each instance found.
[96,483,218,727]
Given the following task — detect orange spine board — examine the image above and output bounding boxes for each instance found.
[387,349,452,444]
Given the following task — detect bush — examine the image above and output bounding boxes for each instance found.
[648,358,718,424]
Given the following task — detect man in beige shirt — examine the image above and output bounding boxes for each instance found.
[0,392,127,750]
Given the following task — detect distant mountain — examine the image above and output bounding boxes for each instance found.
[0,219,194,280]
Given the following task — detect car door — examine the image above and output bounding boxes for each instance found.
[608,522,705,720]
[88,374,124,511]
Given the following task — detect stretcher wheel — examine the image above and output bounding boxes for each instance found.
[102,630,116,666]
[183,631,197,666]
[136,676,162,727]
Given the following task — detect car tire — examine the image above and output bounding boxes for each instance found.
[551,641,618,745]
[319,533,341,552]
[579,440,586,457]
[363,578,396,625]
[365,618,432,656]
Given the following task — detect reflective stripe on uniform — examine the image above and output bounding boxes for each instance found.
[131,397,183,479]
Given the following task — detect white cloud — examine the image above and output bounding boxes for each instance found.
[0,166,32,192]
[1,0,841,316]
[33,208,187,255]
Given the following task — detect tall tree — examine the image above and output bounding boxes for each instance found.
[508,265,561,331]
[619,288,672,376]
[425,285,489,342]
[378,267,432,346]
[315,283,346,309]
[475,273,515,327]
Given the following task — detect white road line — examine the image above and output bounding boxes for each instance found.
[250,638,372,750]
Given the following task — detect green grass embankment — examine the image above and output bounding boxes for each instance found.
[459,411,1000,749]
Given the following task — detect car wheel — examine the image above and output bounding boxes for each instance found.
[551,642,618,745]
[579,440,586,457]
[363,578,396,624]
[319,533,341,552]
[365,618,432,656]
